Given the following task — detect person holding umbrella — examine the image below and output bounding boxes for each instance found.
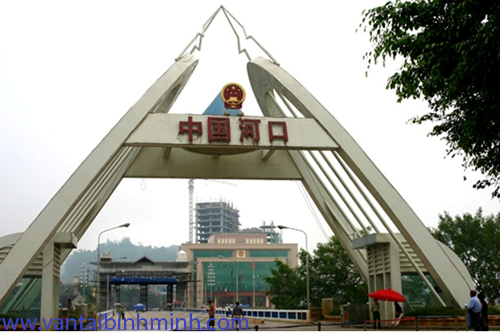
[368,289,406,328]
[371,298,381,329]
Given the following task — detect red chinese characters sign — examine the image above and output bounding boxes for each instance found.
[179,116,202,143]
[178,116,288,144]
[268,121,288,143]
[208,117,231,142]
[239,118,261,143]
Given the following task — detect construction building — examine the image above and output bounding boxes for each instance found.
[195,201,240,243]
[241,221,281,244]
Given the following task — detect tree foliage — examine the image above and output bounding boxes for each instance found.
[61,237,179,284]
[360,0,500,198]
[308,237,367,307]
[264,259,305,309]
[265,236,367,308]
[430,208,500,300]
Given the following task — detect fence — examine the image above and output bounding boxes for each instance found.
[178,308,308,321]
[361,315,471,331]
[96,309,114,329]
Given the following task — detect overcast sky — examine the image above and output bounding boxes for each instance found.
[0,1,498,255]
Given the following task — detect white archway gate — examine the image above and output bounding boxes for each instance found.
[0,7,473,320]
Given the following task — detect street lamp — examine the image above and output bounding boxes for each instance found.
[219,255,238,303]
[96,223,130,311]
[278,225,310,322]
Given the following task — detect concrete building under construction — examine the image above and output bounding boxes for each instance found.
[195,201,240,243]
[241,221,281,244]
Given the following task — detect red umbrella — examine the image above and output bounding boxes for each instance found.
[368,289,406,302]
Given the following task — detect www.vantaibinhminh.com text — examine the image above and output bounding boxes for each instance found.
[0,313,249,331]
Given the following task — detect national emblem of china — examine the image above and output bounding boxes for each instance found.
[221,83,246,109]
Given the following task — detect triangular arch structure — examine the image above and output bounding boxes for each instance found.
[0,13,473,319]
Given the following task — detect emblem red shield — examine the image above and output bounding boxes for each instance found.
[221,83,246,109]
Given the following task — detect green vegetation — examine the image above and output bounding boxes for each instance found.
[430,208,500,301]
[407,307,465,317]
[407,306,500,316]
[61,237,179,284]
[307,237,367,307]
[265,236,367,309]
[267,209,500,311]
[360,1,500,198]
[264,260,305,309]
[489,307,500,315]
[328,309,341,316]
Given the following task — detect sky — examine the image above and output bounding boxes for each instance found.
[0,1,499,255]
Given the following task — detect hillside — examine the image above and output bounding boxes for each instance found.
[60,237,180,284]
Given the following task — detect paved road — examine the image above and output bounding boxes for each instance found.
[101,311,357,331]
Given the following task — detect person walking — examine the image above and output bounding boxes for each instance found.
[207,299,216,329]
[392,302,403,327]
[119,304,125,320]
[478,293,489,331]
[371,298,382,329]
[467,290,483,331]
[231,301,245,331]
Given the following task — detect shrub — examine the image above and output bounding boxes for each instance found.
[329,309,341,316]
[488,306,500,315]
[408,305,500,317]
[406,307,464,316]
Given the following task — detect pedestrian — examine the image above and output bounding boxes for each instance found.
[478,293,489,331]
[226,304,231,317]
[120,305,125,320]
[371,298,381,329]
[207,299,216,329]
[232,301,245,331]
[392,302,403,327]
[467,290,483,331]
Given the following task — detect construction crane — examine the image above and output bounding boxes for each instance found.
[188,179,236,243]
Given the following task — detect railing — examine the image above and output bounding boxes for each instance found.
[362,315,465,331]
[97,309,114,329]
[242,309,307,321]
[177,308,307,321]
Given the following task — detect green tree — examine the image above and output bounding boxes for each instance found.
[360,1,500,198]
[307,237,367,307]
[264,259,305,309]
[430,208,500,300]
[265,236,367,309]
[60,237,180,284]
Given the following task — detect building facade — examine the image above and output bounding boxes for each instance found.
[181,233,297,308]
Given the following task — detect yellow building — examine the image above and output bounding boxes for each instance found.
[181,233,297,308]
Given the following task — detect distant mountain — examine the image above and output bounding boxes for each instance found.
[60,237,180,284]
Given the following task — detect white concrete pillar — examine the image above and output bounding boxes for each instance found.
[40,242,60,330]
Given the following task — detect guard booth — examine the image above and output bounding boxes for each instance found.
[95,256,192,311]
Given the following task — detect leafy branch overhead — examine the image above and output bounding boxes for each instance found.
[360,0,500,198]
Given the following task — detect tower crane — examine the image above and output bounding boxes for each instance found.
[188,179,236,243]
